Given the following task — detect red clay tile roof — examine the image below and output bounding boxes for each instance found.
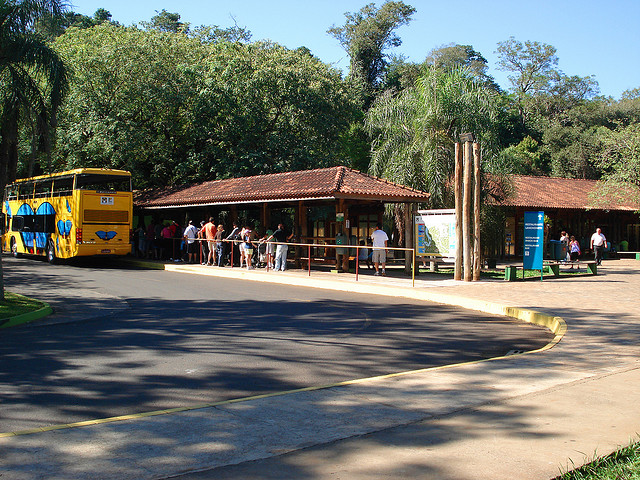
[490,175,640,211]
[135,166,430,208]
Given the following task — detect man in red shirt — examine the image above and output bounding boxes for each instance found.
[200,217,217,265]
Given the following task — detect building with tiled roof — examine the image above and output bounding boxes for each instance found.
[489,175,640,255]
[490,175,640,211]
[135,166,430,208]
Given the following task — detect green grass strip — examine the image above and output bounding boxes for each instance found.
[555,439,640,479]
[417,267,585,280]
[0,292,46,318]
[0,292,51,329]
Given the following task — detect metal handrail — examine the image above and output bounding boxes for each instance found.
[155,237,417,287]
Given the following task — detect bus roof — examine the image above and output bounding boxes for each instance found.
[10,168,131,184]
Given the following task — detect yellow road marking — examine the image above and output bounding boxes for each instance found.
[0,269,567,439]
[0,310,565,439]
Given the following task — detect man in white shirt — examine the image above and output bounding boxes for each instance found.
[371,223,389,277]
[183,220,199,264]
[590,227,607,266]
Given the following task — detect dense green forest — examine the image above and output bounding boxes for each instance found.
[2,1,639,204]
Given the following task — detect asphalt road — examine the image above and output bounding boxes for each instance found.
[0,256,553,433]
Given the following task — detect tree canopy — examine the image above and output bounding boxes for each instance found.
[1,3,637,210]
[328,1,415,108]
[0,0,71,299]
[0,0,69,186]
[142,9,185,33]
[424,44,499,91]
[51,25,359,188]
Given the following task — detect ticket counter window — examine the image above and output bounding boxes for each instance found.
[358,214,378,240]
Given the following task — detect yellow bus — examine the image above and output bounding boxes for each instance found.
[2,168,133,263]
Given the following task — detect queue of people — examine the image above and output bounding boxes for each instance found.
[133,217,298,269]
[133,218,186,261]
[132,218,394,277]
[133,218,620,275]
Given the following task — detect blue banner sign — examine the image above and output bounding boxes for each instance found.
[523,211,544,270]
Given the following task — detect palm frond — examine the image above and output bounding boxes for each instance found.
[366,65,503,207]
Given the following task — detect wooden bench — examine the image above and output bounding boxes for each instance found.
[543,260,597,276]
[617,251,640,260]
[418,256,452,272]
[504,260,597,281]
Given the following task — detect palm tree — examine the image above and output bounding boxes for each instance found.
[0,0,69,186]
[366,66,501,207]
[0,0,69,299]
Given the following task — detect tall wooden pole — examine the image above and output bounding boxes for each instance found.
[463,138,473,282]
[404,202,413,275]
[473,142,481,281]
[454,143,463,281]
[341,200,351,273]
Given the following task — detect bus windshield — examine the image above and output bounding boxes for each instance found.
[75,173,131,192]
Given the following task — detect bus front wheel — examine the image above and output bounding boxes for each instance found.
[47,241,56,264]
[10,237,19,258]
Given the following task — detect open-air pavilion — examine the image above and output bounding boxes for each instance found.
[134,166,431,270]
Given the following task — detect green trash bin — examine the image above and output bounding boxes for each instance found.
[505,265,517,281]
[549,240,563,260]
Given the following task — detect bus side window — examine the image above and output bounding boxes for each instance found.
[11,216,35,232]
[52,176,74,197]
[12,216,25,232]
[4,187,18,201]
[35,214,56,234]
[18,183,34,200]
[34,181,53,198]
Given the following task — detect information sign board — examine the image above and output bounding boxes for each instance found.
[415,209,456,259]
[523,211,544,270]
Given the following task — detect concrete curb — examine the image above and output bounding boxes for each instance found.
[0,293,53,330]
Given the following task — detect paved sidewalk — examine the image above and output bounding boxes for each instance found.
[1,259,639,480]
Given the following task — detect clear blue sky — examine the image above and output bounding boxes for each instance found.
[69,0,640,99]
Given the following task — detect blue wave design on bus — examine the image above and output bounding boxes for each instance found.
[16,204,34,215]
[35,203,55,249]
[66,199,71,213]
[17,204,35,247]
[96,230,117,241]
[57,220,72,237]
[36,202,55,215]
[4,201,11,218]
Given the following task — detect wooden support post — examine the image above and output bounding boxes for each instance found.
[473,142,481,281]
[230,205,238,225]
[342,202,350,273]
[404,202,413,275]
[299,200,308,268]
[262,203,270,231]
[299,201,308,243]
[293,202,301,268]
[454,142,463,281]
[462,136,473,282]
[336,199,345,271]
